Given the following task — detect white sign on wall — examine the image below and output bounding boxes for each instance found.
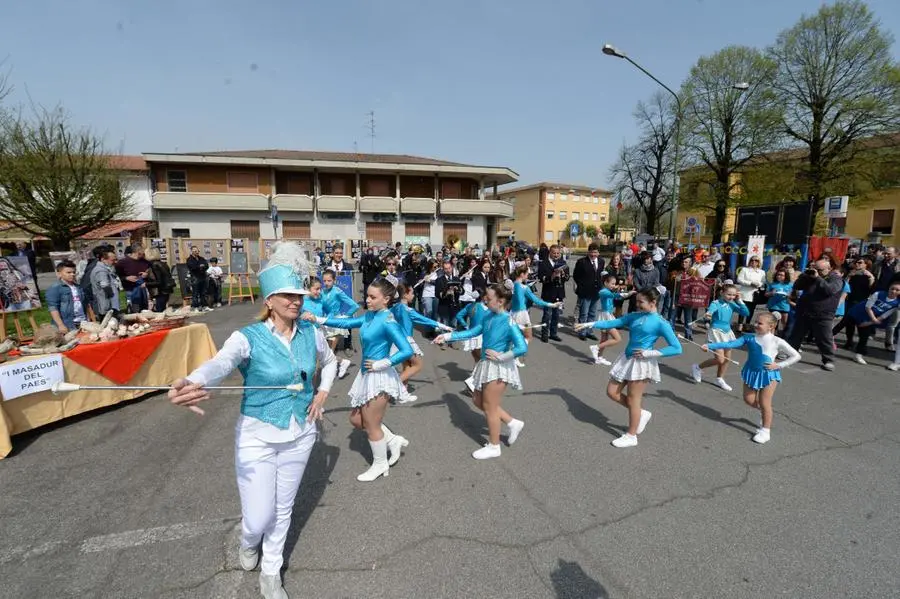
[0,354,65,401]
[823,196,849,218]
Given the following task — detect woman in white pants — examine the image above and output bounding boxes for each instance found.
[169,242,336,599]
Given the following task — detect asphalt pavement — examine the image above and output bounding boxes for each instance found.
[1,294,898,599]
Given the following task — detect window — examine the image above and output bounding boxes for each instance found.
[572,193,580,202]
[830,217,847,235]
[601,196,608,204]
[572,212,580,221]
[544,231,554,241]
[171,228,190,238]
[365,221,393,242]
[704,215,716,233]
[282,221,311,238]
[546,191,555,201]
[276,172,313,195]
[363,176,392,197]
[440,180,463,199]
[227,172,259,192]
[872,209,895,234]
[559,192,568,202]
[592,213,598,221]
[230,220,261,239]
[559,211,567,220]
[593,196,599,204]
[321,175,353,196]
[167,170,187,192]
[546,211,554,219]
[600,214,608,222]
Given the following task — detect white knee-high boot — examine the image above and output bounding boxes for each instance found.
[357,438,389,482]
[381,423,409,466]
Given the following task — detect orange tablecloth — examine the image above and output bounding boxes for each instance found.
[65,329,171,384]
[0,323,217,458]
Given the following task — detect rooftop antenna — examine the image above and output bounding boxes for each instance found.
[366,110,376,154]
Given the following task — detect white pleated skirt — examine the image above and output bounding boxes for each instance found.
[463,335,483,352]
[324,325,349,339]
[472,357,522,390]
[609,353,661,383]
[707,328,736,344]
[348,368,404,408]
[390,336,423,358]
[510,310,531,329]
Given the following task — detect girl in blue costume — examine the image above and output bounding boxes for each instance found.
[434,284,527,460]
[589,273,633,366]
[703,312,800,444]
[765,268,794,335]
[390,283,453,404]
[510,265,561,367]
[576,287,682,448]
[691,284,749,391]
[168,242,337,599]
[321,269,358,379]
[303,278,414,482]
[455,296,491,393]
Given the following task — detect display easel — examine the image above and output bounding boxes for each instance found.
[228,273,255,305]
[1,309,39,342]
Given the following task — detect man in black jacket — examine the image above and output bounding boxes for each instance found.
[538,244,568,342]
[572,243,605,340]
[186,246,209,311]
[789,258,843,371]
[434,260,462,341]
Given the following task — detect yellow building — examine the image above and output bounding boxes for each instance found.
[486,182,612,246]
[676,134,900,246]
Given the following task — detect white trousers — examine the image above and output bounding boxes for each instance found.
[234,421,317,575]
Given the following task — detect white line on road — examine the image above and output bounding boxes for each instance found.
[80,519,237,553]
[0,518,239,565]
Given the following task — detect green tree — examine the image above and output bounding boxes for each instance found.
[0,107,133,250]
[585,224,599,238]
[680,45,782,243]
[609,92,677,236]
[768,0,900,232]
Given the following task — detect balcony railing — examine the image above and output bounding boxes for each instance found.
[152,191,268,211]
[440,198,513,218]
[400,197,437,215]
[359,196,398,213]
[273,194,313,212]
[316,195,356,213]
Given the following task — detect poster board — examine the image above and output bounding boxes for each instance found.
[676,278,714,309]
[150,238,169,263]
[230,252,248,274]
[174,264,193,298]
[0,256,42,312]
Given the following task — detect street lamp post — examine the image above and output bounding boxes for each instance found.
[602,44,749,242]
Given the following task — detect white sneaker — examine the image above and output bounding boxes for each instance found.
[338,359,351,379]
[854,354,867,365]
[238,544,259,571]
[515,358,525,368]
[596,356,612,366]
[464,377,475,393]
[589,345,599,361]
[752,428,771,444]
[259,572,289,599]
[636,410,652,435]
[396,386,418,404]
[506,419,524,445]
[715,377,733,391]
[611,433,638,448]
[472,443,502,460]
[691,364,702,383]
[887,363,900,372]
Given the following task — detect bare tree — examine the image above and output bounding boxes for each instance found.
[609,92,677,236]
[0,107,133,250]
[680,45,782,243]
[769,0,900,233]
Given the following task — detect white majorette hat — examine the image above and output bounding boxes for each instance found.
[258,242,311,298]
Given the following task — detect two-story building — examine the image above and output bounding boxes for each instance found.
[486,182,613,245]
[144,150,518,248]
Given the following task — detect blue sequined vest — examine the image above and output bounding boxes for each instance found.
[238,321,316,429]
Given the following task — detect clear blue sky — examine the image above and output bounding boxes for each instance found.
[4,0,899,189]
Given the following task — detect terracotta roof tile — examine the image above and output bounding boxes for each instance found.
[178,149,473,167]
[105,155,148,171]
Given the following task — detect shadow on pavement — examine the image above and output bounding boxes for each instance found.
[442,391,486,447]
[527,388,625,439]
[282,438,341,569]
[550,559,609,599]
[652,388,757,435]
[552,341,594,364]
